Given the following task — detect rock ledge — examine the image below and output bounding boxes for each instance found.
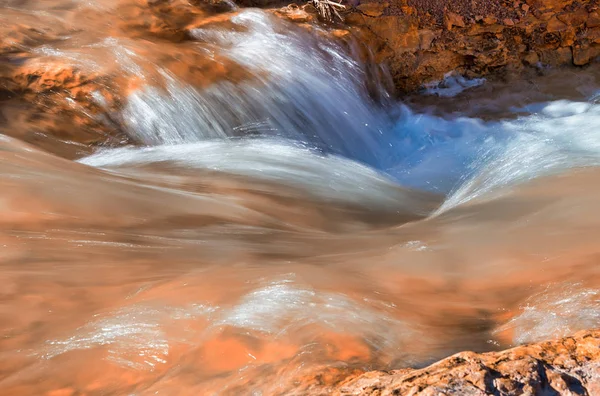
[324,330,600,395]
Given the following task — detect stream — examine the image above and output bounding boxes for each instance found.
[2,1,600,394]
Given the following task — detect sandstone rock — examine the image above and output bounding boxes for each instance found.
[0,0,255,158]
[418,29,436,50]
[356,2,388,17]
[525,0,570,12]
[588,12,600,28]
[275,4,315,23]
[539,46,573,65]
[342,0,593,94]
[573,44,600,66]
[401,6,416,16]
[561,27,576,46]
[587,27,600,44]
[469,23,505,35]
[546,16,568,32]
[445,12,466,30]
[523,51,540,65]
[326,330,600,395]
[353,14,419,51]
[557,8,588,27]
[483,15,498,25]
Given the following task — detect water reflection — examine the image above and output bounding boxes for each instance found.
[2,0,600,394]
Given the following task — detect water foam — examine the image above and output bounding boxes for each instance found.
[123,10,389,167]
[495,283,600,345]
[422,72,486,97]
[80,139,439,214]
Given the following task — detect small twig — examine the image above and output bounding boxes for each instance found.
[311,0,346,22]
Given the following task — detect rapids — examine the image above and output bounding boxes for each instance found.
[2,0,600,394]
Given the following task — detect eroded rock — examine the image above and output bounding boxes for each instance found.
[302,330,600,395]
[342,0,600,91]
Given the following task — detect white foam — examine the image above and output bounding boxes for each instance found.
[43,304,216,370]
[438,100,600,212]
[494,283,600,345]
[123,10,389,166]
[423,72,486,97]
[80,139,438,214]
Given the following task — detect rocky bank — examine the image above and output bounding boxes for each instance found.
[332,0,600,91]
[2,0,599,154]
[298,329,600,395]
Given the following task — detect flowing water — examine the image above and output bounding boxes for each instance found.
[3,0,600,394]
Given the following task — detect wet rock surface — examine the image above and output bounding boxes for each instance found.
[0,0,251,157]
[308,330,600,395]
[4,0,599,156]
[341,0,600,91]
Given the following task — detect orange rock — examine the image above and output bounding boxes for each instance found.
[469,23,505,35]
[525,0,569,12]
[588,12,600,28]
[356,2,388,17]
[322,330,600,395]
[418,29,436,50]
[546,16,568,32]
[557,8,589,27]
[558,26,576,47]
[523,51,540,65]
[539,47,572,65]
[573,44,600,66]
[445,12,466,30]
[587,27,600,44]
[483,15,498,25]
[274,5,315,23]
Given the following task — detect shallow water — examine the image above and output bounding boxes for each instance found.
[3,0,600,394]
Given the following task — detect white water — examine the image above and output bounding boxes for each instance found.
[4,2,600,394]
[122,10,389,168]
